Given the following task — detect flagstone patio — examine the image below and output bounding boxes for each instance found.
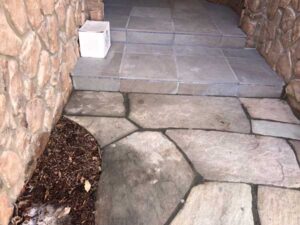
[64,91,300,225]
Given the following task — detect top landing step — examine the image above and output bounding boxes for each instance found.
[104,0,247,48]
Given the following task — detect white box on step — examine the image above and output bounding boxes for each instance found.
[79,20,111,58]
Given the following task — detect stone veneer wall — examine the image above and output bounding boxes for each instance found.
[240,0,300,116]
[0,0,96,224]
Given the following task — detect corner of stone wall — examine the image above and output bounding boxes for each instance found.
[0,0,104,224]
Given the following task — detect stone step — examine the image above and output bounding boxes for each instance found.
[105,0,247,48]
[71,43,284,97]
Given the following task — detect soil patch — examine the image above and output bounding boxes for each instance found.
[10,117,102,225]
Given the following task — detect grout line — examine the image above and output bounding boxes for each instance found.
[251,185,262,225]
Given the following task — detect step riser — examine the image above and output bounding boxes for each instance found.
[72,77,283,98]
[111,30,246,48]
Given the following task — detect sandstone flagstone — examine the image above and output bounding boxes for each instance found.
[64,91,125,117]
[252,120,300,140]
[258,187,300,225]
[166,130,300,187]
[66,116,137,147]
[171,182,254,225]
[95,132,195,225]
[129,94,250,133]
[240,98,300,124]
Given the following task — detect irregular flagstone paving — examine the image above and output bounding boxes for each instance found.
[64,91,125,116]
[258,187,300,225]
[66,116,137,147]
[95,132,195,225]
[166,130,300,188]
[240,98,300,124]
[252,120,300,140]
[63,91,300,225]
[171,182,253,225]
[129,94,250,133]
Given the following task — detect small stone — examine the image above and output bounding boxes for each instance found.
[0,192,14,225]
[40,0,55,15]
[295,61,300,77]
[0,151,23,188]
[2,0,29,34]
[166,130,300,187]
[25,0,43,29]
[67,116,138,147]
[252,120,300,140]
[66,6,76,39]
[258,187,300,225]
[37,51,51,89]
[276,52,293,81]
[64,91,125,117]
[240,98,300,124]
[129,94,250,133]
[0,94,6,128]
[171,182,253,225]
[47,15,59,54]
[0,7,22,56]
[281,6,296,32]
[19,32,42,78]
[55,0,66,28]
[96,132,195,225]
[26,98,45,133]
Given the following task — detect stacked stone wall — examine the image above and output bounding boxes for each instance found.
[240,0,300,116]
[0,0,91,224]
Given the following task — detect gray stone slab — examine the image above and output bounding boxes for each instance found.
[129,94,250,133]
[72,53,122,78]
[127,16,174,32]
[125,43,173,55]
[240,98,300,124]
[105,15,129,30]
[166,130,300,188]
[252,120,300,140]
[238,84,283,98]
[176,55,238,83]
[289,140,300,163]
[171,182,254,225]
[223,48,261,59]
[127,31,174,44]
[178,83,238,96]
[130,6,172,19]
[120,79,178,94]
[227,58,284,85]
[95,131,195,225]
[174,45,224,57]
[111,30,126,42]
[72,76,120,92]
[120,53,177,80]
[173,16,220,35]
[64,91,125,116]
[174,34,222,46]
[258,187,300,225]
[104,5,132,16]
[221,36,246,48]
[66,116,137,147]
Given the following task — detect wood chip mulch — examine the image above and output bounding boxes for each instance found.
[10,117,102,225]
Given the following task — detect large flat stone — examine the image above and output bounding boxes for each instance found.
[95,132,195,225]
[64,91,125,116]
[258,187,300,225]
[240,98,300,124]
[166,130,300,187]
[129,94,250,133]
[66,116,137,147]
[252,120,300,140]
[171,182,253,225]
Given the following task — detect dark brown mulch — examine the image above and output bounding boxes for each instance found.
[10,117,102,225]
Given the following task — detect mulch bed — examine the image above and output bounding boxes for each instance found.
[10,117,102,225]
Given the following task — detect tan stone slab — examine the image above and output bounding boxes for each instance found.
[240,98,300,124]
[166,130,300,187]
[258,187,300,225]
[171,182,253,225]
[289,140,300,162]
[129,94,250,133]
[64,91,125,117]
[252,120,300,140]
[66,116,137,147]
[96,132,195,225]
